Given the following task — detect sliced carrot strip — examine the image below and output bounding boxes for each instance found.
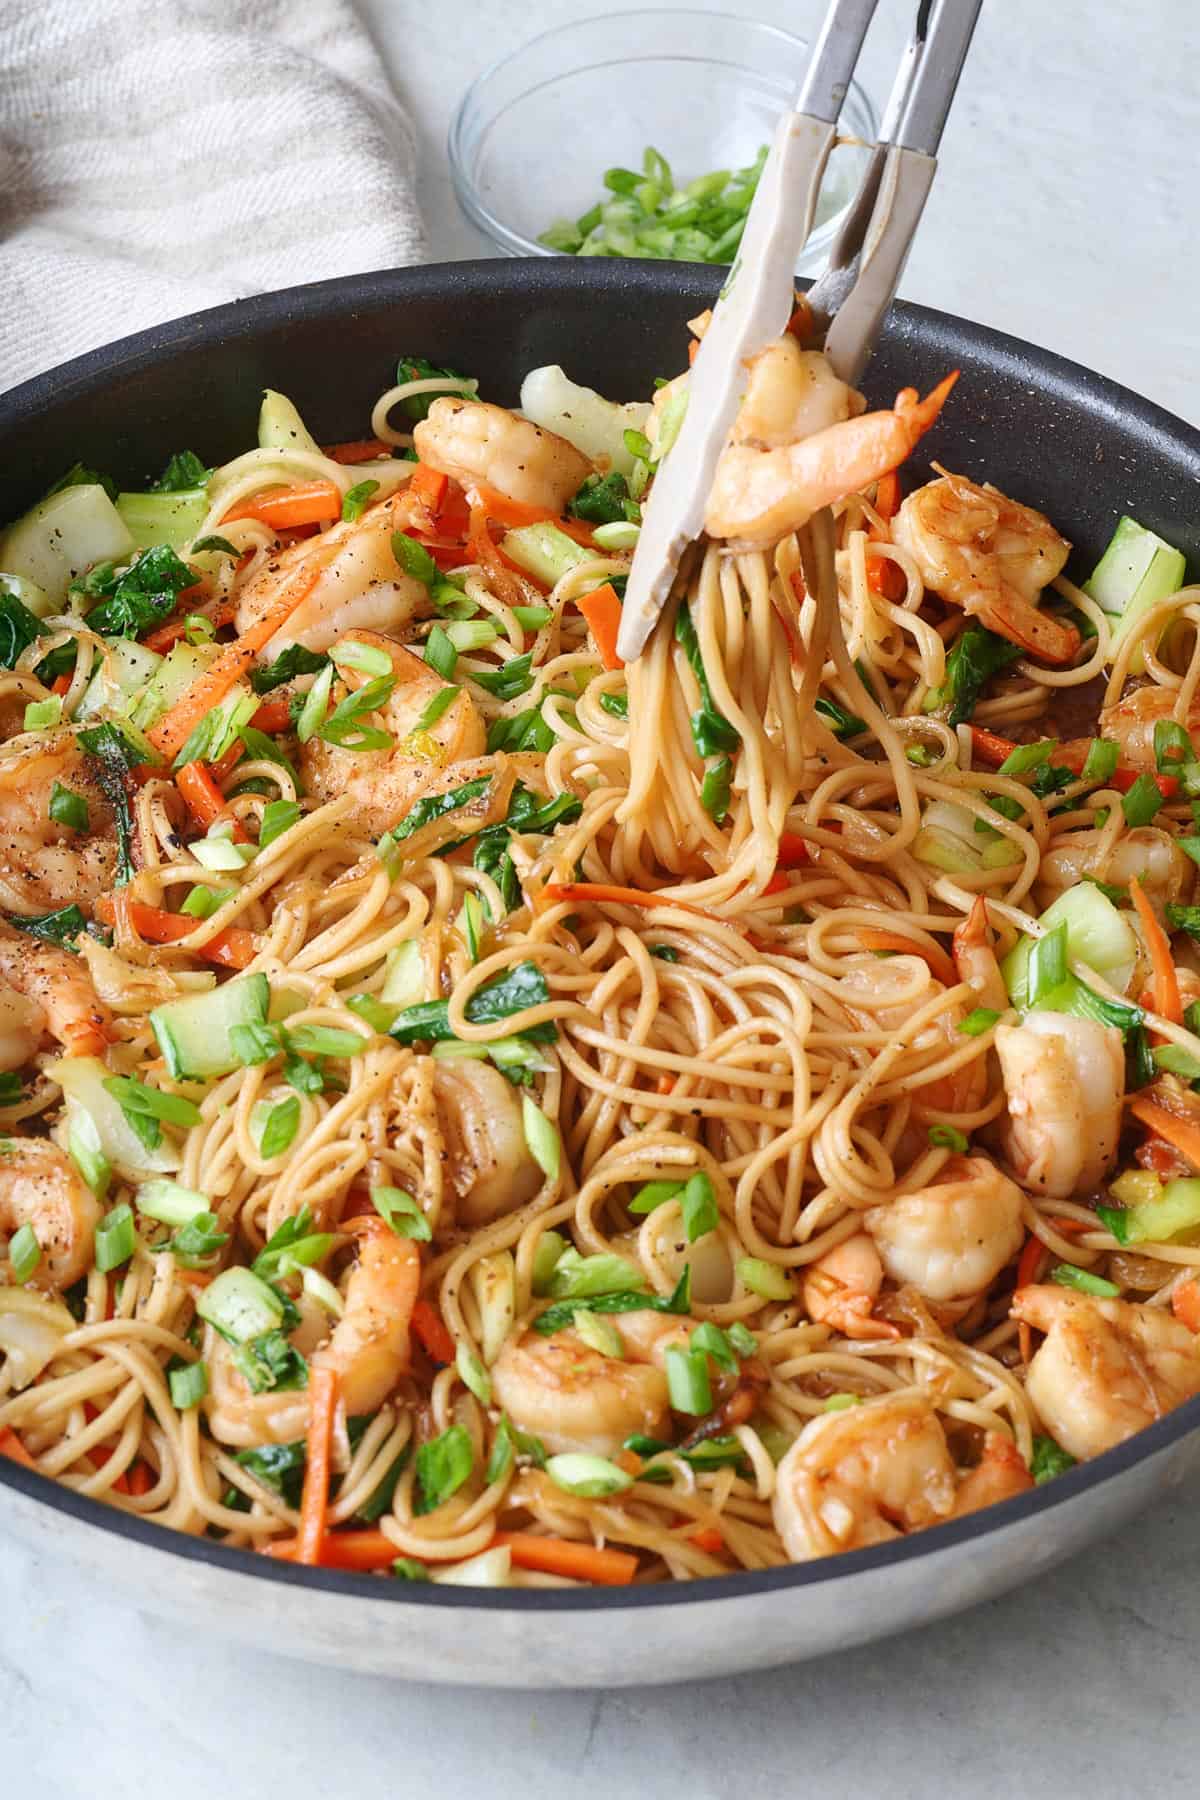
[492,1531,638,1586]
[411,1298,455,1367]
[177,760,247,841]
[94,895,257,970]
[775,832,813,869]
[127,1461,154,1497]
[969,726,1019,768]
[297,1366,337,1566]
[1172,1279,1200,1333]
[146,566,319,761]
[856,927,957,988]
[466,482,593,545]
[248,696,293,735]
[540,881,734,930]
[1016,1232,1047,1291]
[221,479,342,531]
[261,1527,395,1570]
[323,437,393,464]
[576,583,624,671]
[688,1526,724,1554]
[1131,875,1183,1025]
[1129,1096,1200,1173]
[407,464,448,513]
[0,1426,37,1470]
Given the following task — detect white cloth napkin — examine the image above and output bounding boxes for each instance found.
[0,0,427,391]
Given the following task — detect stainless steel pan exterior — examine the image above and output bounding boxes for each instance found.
[2,260,1198,1686]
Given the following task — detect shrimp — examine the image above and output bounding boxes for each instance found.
[491,1307,690,1457]
[892,468,1076,664]
[704,351,957,545]
[1012,1285,1200,1459]
[1066,685,1200,774]
[0,1136,101,1291]
[300,630,486,836]
[1037,826,1192,912]
[864,1156,1025,1302]
[431,1057,543,1226]
[413,397,592,513]
[0,919,110,1058]
[995,1012,1124,1198]
[0,729,117,915]
[232,498,428,658]
[952,896,1009,1014]
[205,1229,419,1447]
[802,1233,899,1341]
[772,1394,958,1561]
[949,1431,1034,1517]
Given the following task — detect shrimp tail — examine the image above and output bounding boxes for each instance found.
[893,370,960,447]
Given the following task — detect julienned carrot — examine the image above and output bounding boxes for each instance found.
[127,1461,154,1497]
[323,437,393,464]
[221,479,342,531]
[970,726,1018,768]
[1128,1096,1200,1173]
[95,895,257,970]
[760,872,790,897]
[576,583,624,671]
[147,567,320,759]
[249,696,293,735]
[1130,875,1183,1025]
[688,1527,724,1554]
[466,501,526,610]
[1172,1279,1200,1333]
[857,927,957,988]
[492,1532,638,1586]
[177,760,248,841]
[143,597,236,655]
[466,483,594,545]
[0,1426,36,1470]
[206,741,245,785]
[297,1366,338,1567]
[261,1527,395,1570]
[408,463,448,512]
[411,1298,455,1367]
[1016,1232,1047,1292]
[51,672,72,697]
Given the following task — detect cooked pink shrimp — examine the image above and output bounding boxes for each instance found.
[949,1432,1033,1518]
[802,1233,899,1341]
[704,359,958,544]
[0,919,110,1059]
[414,398,591,512]
[952,897,1009,1015]
[893,467,1076,664]
[0,729,117,915]
[0,1136,101,1291]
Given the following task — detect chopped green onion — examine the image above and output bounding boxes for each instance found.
[1152,1044,1200,1080]
[24,697,61,731]
[191,831,255,872]
[285,1024,365,1059]
[1028,922,1068,1005]
[392,532,438,586]
[690,1320,737,1374]
[135,1178,210,1225]
[295,662,335,743]
[48,782,89,831]
[736,1256,793,1300]
[1031,1434,1076,1483]
[68,1110,111,1200]
[727,1321,757,1358]
[180,884,234,919]
[592,521,640,551]
[341,479,380,523]
[996,739,1056,778]
[1081,739,1119,784]
[183,614,216,644]
[521,1094,561,1180]
[513,605,552,630]
[196,1266,285,1341]
[679,1170,719,1241]
[958,1007,1001,1035]
[413,685,460,731]
[545,1452,633,1498]
[929,1125,969,1152]
[628,1177,684,1215]
[1176,836,1200,869]
[823,1393,860,1412]
[9,1221,40,1284]
[259,799,302,848]
[103,1076,201,1130]
[1050,1263,1120,1297]
[392,1557,430,1581]
[573,1311,625,1358]
[699,755,733,825]
[424,624,457,681]
[251,1096,300,1159]
[1121,772,1164,827]
[169,1360,208,1409]
[456,1342,492,1406]
[531,1230,567,1293]
[331,637,392,679]
[665,1344,712,1415]
[546,1248,643,1300]
[444,620,498,653]
[370,1185,431,1241]
[316,674,395,752]
[415,1424,474,1513]
[1154,718,1193,771]
[229,1021,281,1066]
[94,1203,136,1273]
[344,993,398,1033]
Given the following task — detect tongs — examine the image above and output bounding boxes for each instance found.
[616,0,982,663]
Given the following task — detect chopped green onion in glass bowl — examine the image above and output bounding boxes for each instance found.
[449,10,877,273]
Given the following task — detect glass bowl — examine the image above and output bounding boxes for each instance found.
[449,9,878,274]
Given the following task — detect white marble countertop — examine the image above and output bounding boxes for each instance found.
[4,3,1200,1794]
